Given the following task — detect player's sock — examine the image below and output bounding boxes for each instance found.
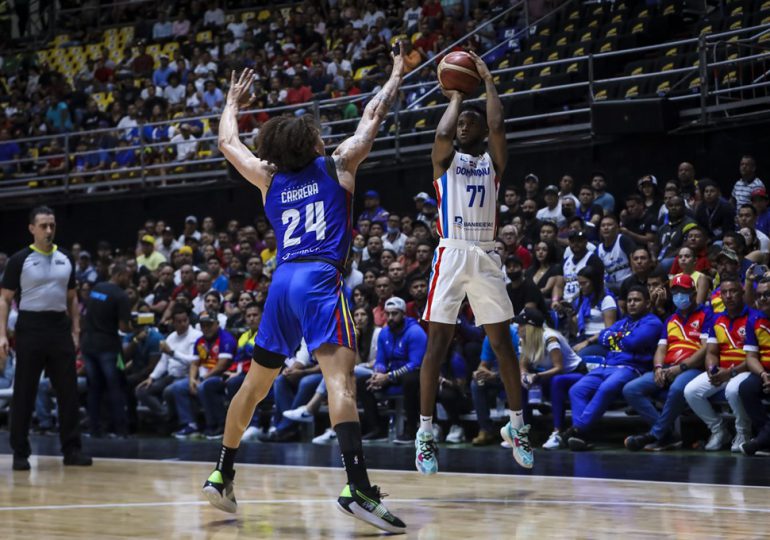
[419,415,433,433]
[336,421,371,490]
[510,410,524,429]
[216,444,238,479]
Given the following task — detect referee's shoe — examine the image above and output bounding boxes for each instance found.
[12,450,91,470]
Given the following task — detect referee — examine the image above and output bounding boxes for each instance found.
[0,206,92,471]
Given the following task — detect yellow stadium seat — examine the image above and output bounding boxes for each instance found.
[258,9,271,21]
[196,30,213,43]
[241,11,256,22]
[354,65,375,81]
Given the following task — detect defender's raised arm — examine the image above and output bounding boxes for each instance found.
[218,69,276,193]
[333,42,406,190]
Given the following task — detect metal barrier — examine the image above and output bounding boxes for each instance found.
[3,8,770,203]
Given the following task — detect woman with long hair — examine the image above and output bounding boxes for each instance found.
[515,308,586,450]
[672,245,710,305]
[525,240,563,298]
[283,306,381,443]
[570,265,618,358]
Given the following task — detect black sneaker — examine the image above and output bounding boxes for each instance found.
[393,433,415,445]
[567,436,593,451]
[202,469,237,513]
[741,440,760,457]
[63,451,93,466]
[624,433,657,452]
[336,484,406,534]
[12,455,30,471]
[361,430,387,442]
[648,434,683,452]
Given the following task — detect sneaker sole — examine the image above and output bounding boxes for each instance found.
[740,443,754,456]
[500,427,534,469]
[202,485,237,513]
[283,414,314,423]
[336,500,406,534]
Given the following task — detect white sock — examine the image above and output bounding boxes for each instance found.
[419,415,433,433]
[509,410,524,429]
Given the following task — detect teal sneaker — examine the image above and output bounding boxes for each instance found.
[336,484,407,534]
[202,469,237,513]
[414,429,438,475]
[500,422,534,469]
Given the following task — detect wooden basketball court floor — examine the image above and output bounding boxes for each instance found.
[2,454,769,539]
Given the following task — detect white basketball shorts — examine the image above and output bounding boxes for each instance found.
[423,238,514,326]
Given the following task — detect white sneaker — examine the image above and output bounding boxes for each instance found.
[241,425,261,442]
[445,425,465,444]
[542,431,562,450]
[312,428,337,444]
[731,432,750,453]
[705,428,731,451]
[283,405,314,423]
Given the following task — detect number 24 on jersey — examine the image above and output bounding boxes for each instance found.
[282,201,326,247]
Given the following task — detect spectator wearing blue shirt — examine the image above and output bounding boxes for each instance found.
[357,297,426,441]
[751,188,770,236]
[152,56,175,88]
[207,256,229,293]
[561,285,663,450]
[591,172,615,214]
[202,80,224,112]
[0,128,20,175]
[470,323,520,445]
[75,251,98,284]
[358,190,390,224]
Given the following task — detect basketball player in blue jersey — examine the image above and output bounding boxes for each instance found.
[414,52,533,474]
[202,47,406,534]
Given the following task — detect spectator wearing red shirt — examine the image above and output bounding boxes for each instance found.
[413,22,438,58]
[131,43,155,79]
[244,256,263,291]
[421,0,444,23]
[285,75,313,105]
[172,264,198,300]
[670,224,711,275]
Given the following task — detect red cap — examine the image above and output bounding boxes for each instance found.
[670,274,695,290]
[751,187,768,199]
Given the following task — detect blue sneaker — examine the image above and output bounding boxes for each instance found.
[173,423,200,439]
[414,429,438,475]
[500,423,534,469]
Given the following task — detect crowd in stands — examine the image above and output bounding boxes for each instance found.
[3,152,770,456]
[0,0,527,183]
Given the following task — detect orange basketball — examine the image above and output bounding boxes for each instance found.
[438,51,481,95]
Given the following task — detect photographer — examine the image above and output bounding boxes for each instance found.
[122,305,163,432]
[81,262,132,437]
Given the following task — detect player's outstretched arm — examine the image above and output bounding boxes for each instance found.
[333,42,406,192]
[219,69,276,193]
[432,88,463,179]
[468,51,507,176]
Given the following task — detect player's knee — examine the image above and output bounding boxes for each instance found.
[253,345,285,369]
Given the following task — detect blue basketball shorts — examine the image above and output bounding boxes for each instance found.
[255,261,356,358]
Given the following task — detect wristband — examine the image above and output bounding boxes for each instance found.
[654,365,663,370]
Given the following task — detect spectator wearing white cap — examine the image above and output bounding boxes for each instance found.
[536,185,564,228]
[179,216,201,244]
[357,296,426,442]
[75,252,97,284]
[413,191,429,217]
[415,197,438,225]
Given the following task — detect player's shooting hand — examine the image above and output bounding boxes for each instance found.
[227,69,257,109]
[391,40,406,75]
[440,86,465,101]
[467,50,492,82]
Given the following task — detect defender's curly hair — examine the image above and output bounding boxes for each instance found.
[256,114,322,172]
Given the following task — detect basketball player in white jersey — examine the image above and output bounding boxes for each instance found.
[414,52,533,474]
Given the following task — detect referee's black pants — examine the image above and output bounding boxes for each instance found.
[11,321,82,458]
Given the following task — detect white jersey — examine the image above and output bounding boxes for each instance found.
[434,151,499,242]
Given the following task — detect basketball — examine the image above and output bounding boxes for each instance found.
[438,51,481,95]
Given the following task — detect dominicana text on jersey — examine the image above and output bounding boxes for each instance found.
[434,152,499,242]
[264,156,353,267]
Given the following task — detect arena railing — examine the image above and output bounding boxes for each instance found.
[3,10,769,202]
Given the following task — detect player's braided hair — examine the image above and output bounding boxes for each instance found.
[256,114,321,172]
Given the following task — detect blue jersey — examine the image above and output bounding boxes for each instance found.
[265,156,353,269]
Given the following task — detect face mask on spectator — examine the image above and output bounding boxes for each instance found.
[672,292,691,310]
[387,226,399,234]
[352,246,363,253]
[507,270,523,282]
